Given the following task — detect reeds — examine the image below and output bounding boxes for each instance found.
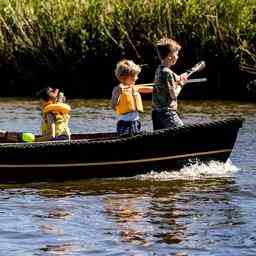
[0,0,255,96]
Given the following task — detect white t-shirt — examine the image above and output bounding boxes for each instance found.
[118,111,139,121]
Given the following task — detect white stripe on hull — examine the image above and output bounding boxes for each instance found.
[0,149,231,168]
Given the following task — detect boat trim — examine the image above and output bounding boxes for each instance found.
[0,148,231,168]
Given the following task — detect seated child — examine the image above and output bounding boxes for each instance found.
[36,87,71,141]
[111,59,153,136]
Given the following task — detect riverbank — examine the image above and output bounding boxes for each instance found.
[0,0,255,98]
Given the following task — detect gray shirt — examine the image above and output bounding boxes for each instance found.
[152,65,180,111]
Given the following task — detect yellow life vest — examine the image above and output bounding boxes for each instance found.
[116,86,144,115]
[43,102,71,114]
[41,102,71,137]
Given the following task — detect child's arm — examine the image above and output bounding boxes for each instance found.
[136,85,153,93]
[176,61,205,87]
[111,86,122,110]
[36,113,56,141]
[174,73,187,96]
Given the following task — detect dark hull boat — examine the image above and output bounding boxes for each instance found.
[0,118,243,182]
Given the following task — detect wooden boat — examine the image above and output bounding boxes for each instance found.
[247,79,256,100]
[0,118,243,182]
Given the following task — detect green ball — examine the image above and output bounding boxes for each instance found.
[21,132,35,143]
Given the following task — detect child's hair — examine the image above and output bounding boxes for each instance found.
[115,59,141,80]
[36,87,51,101]
[156,37,181,60]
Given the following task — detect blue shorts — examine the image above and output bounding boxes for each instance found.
[117,120,141,136]
[152,110,183,130]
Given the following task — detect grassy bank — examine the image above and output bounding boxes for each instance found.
[0,0,255,98]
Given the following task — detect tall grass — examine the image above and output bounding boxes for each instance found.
[0,0,255,97]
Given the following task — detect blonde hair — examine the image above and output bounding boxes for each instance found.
[115,59,141,80]
[156,37,181,60]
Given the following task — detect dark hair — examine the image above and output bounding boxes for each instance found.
[36,87,50,101]
[156,37,181,60]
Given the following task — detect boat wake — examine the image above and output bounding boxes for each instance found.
[136,159,239,181]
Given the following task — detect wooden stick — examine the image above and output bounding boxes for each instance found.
[185,78,207,84]
[137,78,207,87]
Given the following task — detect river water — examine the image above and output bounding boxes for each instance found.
[0,99,255,256]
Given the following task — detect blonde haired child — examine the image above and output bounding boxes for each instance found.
[111,59,152,135]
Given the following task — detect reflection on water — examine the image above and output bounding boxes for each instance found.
[104,194,151,246]
[0,176,244,255]
[40,243,82,254]
[0,98,255,255]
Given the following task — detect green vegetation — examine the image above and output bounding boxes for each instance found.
[0,0,255,98]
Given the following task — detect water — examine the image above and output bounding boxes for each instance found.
[0,99,255,256]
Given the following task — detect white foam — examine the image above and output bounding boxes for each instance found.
[136,159,239,181]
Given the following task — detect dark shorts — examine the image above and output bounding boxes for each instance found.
[53,135,70,140]
[117,120,141,136]
[152,110,183,130]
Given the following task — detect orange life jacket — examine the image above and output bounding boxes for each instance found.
[41,101,71,137]
[43,102,71,114]
[116,85,143,115]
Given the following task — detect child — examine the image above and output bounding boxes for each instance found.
[152,37,191,130]
[36,87,71,141]
[111,59,153,136]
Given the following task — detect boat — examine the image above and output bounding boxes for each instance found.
[247,79,256,100]
[0,118,243,182]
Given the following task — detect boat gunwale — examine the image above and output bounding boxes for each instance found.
[0,117,244,149]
